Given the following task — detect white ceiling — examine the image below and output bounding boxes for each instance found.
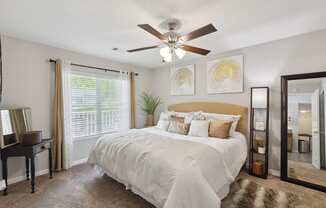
[1,0,326,68]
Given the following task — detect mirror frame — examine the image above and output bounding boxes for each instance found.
[281,71,326,192]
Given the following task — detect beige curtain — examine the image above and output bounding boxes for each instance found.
[130,72,136,128]
[53,59,64,171]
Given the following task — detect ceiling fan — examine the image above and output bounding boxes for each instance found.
[127,19,217,62]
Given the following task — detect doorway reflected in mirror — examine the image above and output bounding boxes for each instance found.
[287,78,326,187]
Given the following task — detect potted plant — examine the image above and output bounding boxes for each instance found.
[140,92,161,127]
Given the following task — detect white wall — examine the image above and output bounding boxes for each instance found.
[150,29,326,172]
[0,35,151,181]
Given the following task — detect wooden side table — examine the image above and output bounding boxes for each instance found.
[0,138,53,195]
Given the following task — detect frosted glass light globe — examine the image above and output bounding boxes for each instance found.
[160,46,170,58]
[175,48,186,59]
[164,53,172,62]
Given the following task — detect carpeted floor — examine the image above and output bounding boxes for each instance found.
[0,164,325,208]
[288,160,326,187]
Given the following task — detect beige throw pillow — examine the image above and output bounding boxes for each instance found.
[167,116,189,135]
[209,120,233,139]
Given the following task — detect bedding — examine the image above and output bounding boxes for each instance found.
[88,127,247,208]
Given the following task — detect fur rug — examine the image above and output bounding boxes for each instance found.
[222,178,308,208]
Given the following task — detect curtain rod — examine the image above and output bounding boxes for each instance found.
[49,59,138,76]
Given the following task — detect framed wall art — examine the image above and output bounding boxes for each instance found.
[170,64,195,96]
[207,55,244,94]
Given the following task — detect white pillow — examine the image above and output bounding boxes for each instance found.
[201,112,241,136]
[156,119,170,131]
[158,111,175,121]
[188,120,210,137]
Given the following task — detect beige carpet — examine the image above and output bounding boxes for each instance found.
[0,164,325,208]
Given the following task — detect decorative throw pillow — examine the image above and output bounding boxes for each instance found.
[156,111,176,131]
[167,116,189,135]
[208,120,233,139]
[175,112,194,124]
[188,120,210,137]
[192,111,207,120]
[156,119,170,131]
[202,112,240,136]
[158,111,175,121]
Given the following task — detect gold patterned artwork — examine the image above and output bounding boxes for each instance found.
[171,65,195,95]
[207,55,244,94]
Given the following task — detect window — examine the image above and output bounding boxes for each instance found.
[71,69,130,139]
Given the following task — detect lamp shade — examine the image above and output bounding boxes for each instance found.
[252,88,268,108]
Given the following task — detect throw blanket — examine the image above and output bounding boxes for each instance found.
[88,129,237,208]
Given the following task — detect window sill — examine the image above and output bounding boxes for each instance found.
[73,131,118,142]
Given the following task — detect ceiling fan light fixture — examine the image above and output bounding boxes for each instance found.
[175,48,186,59]
[163,53,172,62]
[160,46,170,58]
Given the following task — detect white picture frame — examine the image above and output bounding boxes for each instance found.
[207,55,244,94]
[170,64,195,96]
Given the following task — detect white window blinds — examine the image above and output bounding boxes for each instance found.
[70,68,130,139]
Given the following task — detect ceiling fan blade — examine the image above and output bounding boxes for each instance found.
[180,24,217,42]
[180,44,210,56]
[127,45,159,52]
[138,24,165,40]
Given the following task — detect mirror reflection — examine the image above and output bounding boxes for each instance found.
[288,78,326,187]
[0,108,32,148]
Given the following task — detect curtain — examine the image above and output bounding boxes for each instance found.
[130,72,136,128]
[120,71,131,131]
[62,61,73,169]
[53,59,64,171]
[53,59,73,171]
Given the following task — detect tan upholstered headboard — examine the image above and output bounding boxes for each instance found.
[168,102,248,135]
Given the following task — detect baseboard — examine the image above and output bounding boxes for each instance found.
[8,169,49,185]
[72,158,88,166]
[6,158,88,186]
[269,169,280,177]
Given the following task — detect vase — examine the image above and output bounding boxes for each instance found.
[146,114,154,127]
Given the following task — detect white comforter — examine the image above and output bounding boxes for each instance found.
[88,127,247,208]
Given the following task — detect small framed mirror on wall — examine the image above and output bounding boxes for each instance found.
[281,71,326,192]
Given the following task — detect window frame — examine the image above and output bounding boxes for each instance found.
[70,68,125,141]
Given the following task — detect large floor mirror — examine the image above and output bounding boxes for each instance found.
[281,72,326,192]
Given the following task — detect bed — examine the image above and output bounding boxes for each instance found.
[88,102,248,208]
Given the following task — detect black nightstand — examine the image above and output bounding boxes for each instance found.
[0,138,53,195]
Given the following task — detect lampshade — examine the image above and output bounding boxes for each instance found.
[252,88,268,108]
[175,48,186,59]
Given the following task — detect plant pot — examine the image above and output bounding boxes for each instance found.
[146,115,154,127]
